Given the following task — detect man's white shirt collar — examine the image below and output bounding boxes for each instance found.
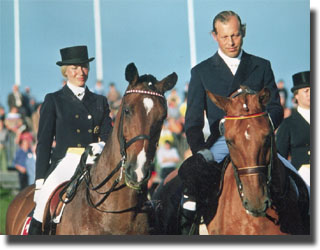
[67,82,86,100]
[218,49,243,75]
[297,106,310,124]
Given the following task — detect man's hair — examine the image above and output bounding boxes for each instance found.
[212,10,246,36]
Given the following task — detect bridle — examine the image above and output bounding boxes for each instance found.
[220,111,274,215]
[118,89,165,187]
[84,88,165,213]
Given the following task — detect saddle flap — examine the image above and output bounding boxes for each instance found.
[43,181,69,226]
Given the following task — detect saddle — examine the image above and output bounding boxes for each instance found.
[42,182,69,234]
[41,147,95,234]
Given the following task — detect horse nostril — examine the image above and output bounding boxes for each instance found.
[264,199,271,209]
[126,164,137,180]
[243,200,248,208]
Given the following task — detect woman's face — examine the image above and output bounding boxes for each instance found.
[65,63,89,87]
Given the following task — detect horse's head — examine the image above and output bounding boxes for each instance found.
[117,63,177,189]
[207,86,274,217]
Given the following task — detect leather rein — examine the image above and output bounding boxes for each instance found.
[84,89,165,213]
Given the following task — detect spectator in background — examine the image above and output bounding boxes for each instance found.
[7,84,29,118]
[276,71,310,185]
[4,106,25,169]
[25,143,36,185]
[0,119,9,172]
[13,131,34,190]
[7,84,23,112]
[167,97,180,120]
[107,82,122,120]
[167,88,181,106]
[23,86,37,116]
[0,105,5,121]
[31,103,42,137]
[94,80,105,96]
[277,79,288,105]
[156,140,180,181]
[277,79,291,118]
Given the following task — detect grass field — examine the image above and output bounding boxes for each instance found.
[0,188,15,234]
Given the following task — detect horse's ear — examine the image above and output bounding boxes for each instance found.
[125,63,139,85]
[156,72,178,93]
[206,90,230,112]
[258,88,271,106]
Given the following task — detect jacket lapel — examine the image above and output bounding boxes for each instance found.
[209,53,234,95]
[62,85,81,104]
[62,85,95,113]
[229,51,258,94]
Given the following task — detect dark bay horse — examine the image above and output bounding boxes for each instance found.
[6,63,177,235]
[152,86,309,235]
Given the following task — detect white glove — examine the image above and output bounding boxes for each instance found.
[86,142,105,165]
[197,148,214,163]
[33,178,44,203]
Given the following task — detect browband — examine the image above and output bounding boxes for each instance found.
[125,89,164,98]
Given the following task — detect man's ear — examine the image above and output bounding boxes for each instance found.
[212,31,218,42]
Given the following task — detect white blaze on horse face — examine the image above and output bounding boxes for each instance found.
[143,97,154,116]
[244,125,251,140]
[136,148,147,182]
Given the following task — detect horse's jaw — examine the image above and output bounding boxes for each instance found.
[245,209,266,217]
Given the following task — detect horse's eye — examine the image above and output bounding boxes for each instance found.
[124,108,130,115]
[226,139,233,146]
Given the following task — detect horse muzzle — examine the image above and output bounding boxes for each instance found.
[124,162,151,190]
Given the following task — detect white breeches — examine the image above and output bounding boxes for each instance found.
[33,142,105,223]
[33,151,82,222]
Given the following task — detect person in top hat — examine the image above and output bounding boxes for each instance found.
[28,45,113,234]
[276,71,310,185]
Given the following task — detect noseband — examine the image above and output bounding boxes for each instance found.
[221,111,274,214]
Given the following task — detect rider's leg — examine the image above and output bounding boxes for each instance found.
[179,138,227,234]
[29,152,81,235]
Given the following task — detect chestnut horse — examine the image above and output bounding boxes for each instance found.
[152,86,309,235]
[6,63,177,235]
[205,86,309,235]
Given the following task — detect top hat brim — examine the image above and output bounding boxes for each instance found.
[56,57,95,66]
[291,83,310,93]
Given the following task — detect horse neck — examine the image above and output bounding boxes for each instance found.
[90,122,123,191]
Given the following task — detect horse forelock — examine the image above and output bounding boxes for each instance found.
[228,91,264,116]
[137,74,158,90]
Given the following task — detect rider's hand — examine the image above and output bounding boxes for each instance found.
[33,179,44,203]
[86,142,105,165]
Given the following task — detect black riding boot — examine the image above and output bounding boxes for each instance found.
[28,218,43,235]
[179,193,197,235]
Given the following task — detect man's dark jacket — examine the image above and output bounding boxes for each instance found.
[276,109,310,170]
[36,85,113,180]
[185,51,283,154]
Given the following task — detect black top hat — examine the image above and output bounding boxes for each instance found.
[291,71,310,93]
[56,45,94,66]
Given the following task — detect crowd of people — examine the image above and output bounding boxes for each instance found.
[0,73,309,188]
